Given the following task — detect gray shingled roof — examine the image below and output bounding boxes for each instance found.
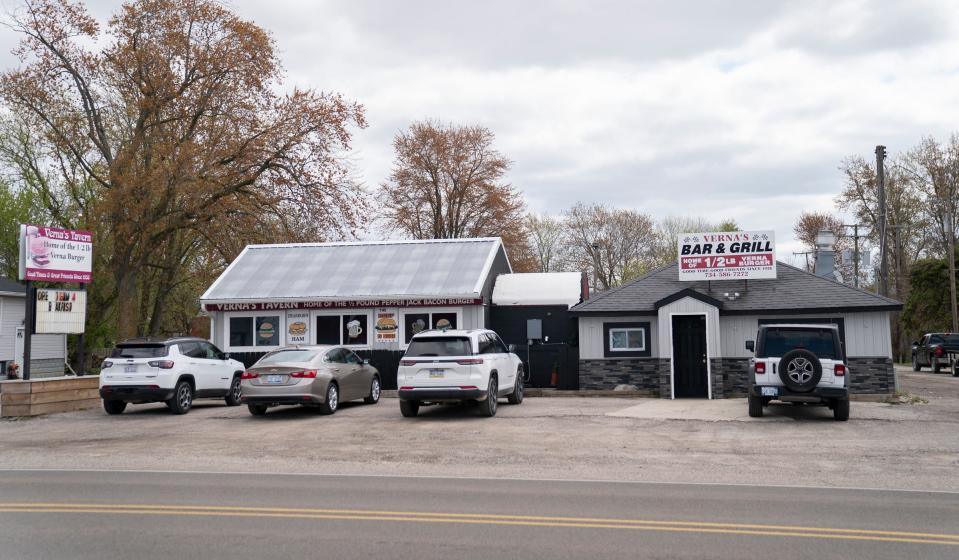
[0,277,25,295]
[571,261,901,315]
[201,238,506,302]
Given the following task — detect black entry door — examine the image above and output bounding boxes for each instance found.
[672,315,708,398]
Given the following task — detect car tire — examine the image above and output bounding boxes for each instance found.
[318,383,338,415]
[932,358,942,373]
[103,400,126,415]
[478,377,498,417]
[778,349,822,393]
[747,394,763,418]
[952,363,959,377]
[166,380,193,415]
[507,369,524,405]
[364,376,381,405]
[399,399,419,418]
[833,398,850,421]
[912,355,921,371]
[247,404,268,416]
[224,375,242,406]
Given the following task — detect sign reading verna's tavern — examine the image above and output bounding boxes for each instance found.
[678,230,776,281]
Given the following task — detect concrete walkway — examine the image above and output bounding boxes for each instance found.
[606,398,923,422]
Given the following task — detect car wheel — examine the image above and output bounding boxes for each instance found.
[932,358,942,373]
[833,398,850,421]
[912,355,921,372]
[952,363,959,377]
[318,383,338,415]
[778,349,822,393]
[399,399,419,417]
[507,369,523,405]
[103,400,127,415]
[747,394,763,418]
[247,404,268,416]
[478,377,498,417]
[224,375,242,406]
[166,380,193,415]
[364,376,381,405]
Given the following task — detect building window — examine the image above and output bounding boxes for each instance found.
[432,312,457,331]
[402,310,461,344]
[404,313,430,344]
[316,316,340,345]
[315,313,371,347]
[602,321,651,358]
[229,315,281,348]
[609,328,645,352]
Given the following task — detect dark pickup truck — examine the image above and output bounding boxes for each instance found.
[911,333,959,376]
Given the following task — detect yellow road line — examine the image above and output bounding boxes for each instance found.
[0,505,956,546]
[0,502,956,541]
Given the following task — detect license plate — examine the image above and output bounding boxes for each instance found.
[429,369,445,378]
[761,387,779,397]
[266,375,285,384]
[124,365,137,373]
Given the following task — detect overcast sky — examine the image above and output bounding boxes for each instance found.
[2,0,958,262]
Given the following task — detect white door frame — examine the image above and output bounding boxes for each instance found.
[668,312,712,400]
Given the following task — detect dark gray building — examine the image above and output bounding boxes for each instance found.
[570,262,902,398]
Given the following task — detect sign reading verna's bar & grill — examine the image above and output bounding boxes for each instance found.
[678,230,776,281]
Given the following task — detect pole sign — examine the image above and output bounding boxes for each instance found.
[678,230,776,281]
[19,225,94,283]
[34,289,87,334]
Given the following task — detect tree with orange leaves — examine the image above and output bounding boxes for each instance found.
[0,0,367,338]
[381,120,535,271]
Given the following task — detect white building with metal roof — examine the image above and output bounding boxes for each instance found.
[200,238,512,387]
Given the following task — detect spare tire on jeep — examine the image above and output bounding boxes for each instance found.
[779,349,822,393]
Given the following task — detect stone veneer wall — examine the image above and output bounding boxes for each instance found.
[846,357,895,394]
[719,358,751,398]
[579,358,670,397]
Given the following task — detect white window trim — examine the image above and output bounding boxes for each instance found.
[608,327,646,352]
[398,307,463,349]
[310,309,373,349]
[224,311,286,352]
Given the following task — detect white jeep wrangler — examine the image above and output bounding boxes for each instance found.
[745,324,850,421]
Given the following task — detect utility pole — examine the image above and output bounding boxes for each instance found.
[946,209,958,332]
[842,223,867,288]
[876,145,888,297]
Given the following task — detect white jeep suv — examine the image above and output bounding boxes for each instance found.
[745,324,850,421]
[396,329,524,417]
[99,337,246,415]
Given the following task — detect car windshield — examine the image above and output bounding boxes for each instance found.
[405,337,472,357]
[760,328,838,359]
[257,349,319,364]
[110,344,168,358]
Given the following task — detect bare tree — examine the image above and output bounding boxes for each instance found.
[649,216,739,268]
[526,213,566,272]
[564,203,655,290]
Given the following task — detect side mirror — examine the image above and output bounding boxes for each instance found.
[745,340,755,352]
[363,359,370,365]
[911,341,920,347]
[224,352,231,360]
[508,344,517,353]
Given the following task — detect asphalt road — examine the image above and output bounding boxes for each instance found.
[0,470,956,559]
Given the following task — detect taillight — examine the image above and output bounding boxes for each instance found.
[241,371,258,379]
[290,370,317,378]
[754,362,766,374]
[101,360,113,369]
[834,364,846,376]
[457,358,484,365]
[400,360,417,366]
[148,360,175,369]
[935,346,944,357]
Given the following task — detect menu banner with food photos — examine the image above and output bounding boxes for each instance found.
[286,311,309,345]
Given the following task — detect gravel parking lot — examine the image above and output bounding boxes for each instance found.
[1,365,956,492]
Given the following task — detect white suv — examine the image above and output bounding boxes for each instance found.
[99,337,245,415]
[745,324,850,421]
[396,329,524,417]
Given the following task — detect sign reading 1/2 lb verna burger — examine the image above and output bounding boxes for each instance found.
[678,230,776,281]
[18,224,93,283]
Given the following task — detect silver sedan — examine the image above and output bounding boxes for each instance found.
[239,346,381,416]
